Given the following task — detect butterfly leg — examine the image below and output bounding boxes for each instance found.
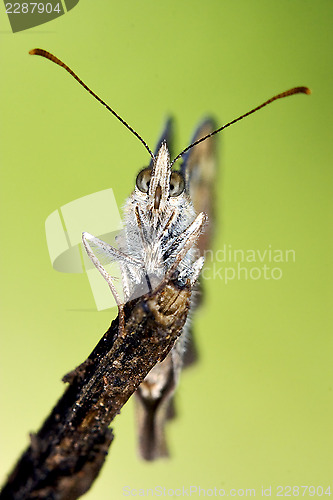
[157,212,207,292]
[82,232,126,335]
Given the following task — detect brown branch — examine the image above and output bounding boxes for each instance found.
[0,280,191,500]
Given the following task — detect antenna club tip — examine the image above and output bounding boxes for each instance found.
[298,86,311,95]
[29,48,48,57]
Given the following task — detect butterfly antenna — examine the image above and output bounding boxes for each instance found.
[171,86,311,166]
[29,48,155,161]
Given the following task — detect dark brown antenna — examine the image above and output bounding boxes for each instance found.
[171,86,311,166]
[29,48,155,161]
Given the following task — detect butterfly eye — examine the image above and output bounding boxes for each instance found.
[136,168,152,193]
[169,171,185,197]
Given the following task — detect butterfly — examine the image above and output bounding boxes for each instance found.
[29,48,310,461]
[81,116,217,459]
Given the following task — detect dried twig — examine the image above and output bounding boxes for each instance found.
[0,279,191,500]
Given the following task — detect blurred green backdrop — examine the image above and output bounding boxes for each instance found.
[0,1,332,498]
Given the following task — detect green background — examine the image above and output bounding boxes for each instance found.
[0,1,332,498]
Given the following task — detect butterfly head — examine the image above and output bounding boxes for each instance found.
[135,142,185,216]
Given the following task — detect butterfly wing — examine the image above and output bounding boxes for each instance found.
[181,118,218,371]
[181,118,218,256]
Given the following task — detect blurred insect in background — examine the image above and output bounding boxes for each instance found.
[30,48,310,461]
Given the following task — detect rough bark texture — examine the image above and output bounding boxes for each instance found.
[0,280,191,500]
